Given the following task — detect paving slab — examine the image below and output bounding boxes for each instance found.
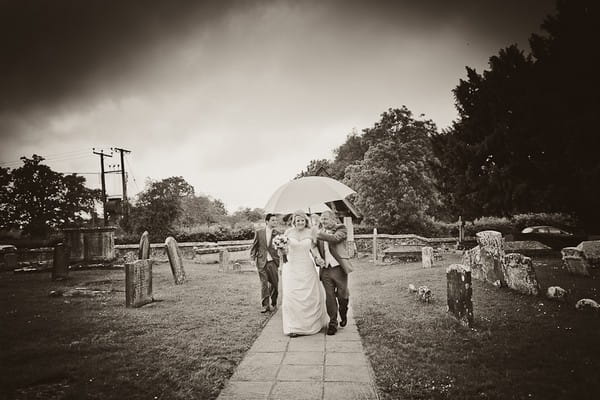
[217,307,379,399]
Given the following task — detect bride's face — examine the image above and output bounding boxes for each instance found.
[294,216,307,230]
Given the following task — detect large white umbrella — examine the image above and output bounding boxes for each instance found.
[264,176,355,214]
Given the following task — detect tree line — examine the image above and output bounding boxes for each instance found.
[298,0,599,232]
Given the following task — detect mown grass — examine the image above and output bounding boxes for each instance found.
[350,253,600,400]
[0,262,269,400]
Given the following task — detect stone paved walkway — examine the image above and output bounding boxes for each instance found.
[218,307,379,400]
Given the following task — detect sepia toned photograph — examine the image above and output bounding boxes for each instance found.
[0,1,598,399]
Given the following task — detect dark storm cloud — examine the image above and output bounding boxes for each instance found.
[0,0,554,117]
[0,0,237,115]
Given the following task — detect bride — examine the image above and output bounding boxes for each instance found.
[281,210,328,336]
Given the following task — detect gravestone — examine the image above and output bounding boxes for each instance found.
[464,231,506,286]
[421,246,434,268]
[165,236,186,284]
[446,264,473,328]
[219,249,231,272]
[125,259,153,307]
[139,231,150,260]
[52,243,69,281]
[561,247,591,276]
[502,253,540,295]
[577,241,600,268]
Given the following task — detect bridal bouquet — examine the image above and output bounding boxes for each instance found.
[272,234,289,263]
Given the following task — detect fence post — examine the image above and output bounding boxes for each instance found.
[372,228,378,263]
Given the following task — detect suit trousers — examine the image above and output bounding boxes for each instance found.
[320,265,349,328]
[258,260,279,307]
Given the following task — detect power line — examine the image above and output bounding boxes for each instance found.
[0,149,90,166]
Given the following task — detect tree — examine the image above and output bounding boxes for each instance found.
[345,108,441,233]
[0,155,100,237]
[129,176,195,238]
[433,0,600,227]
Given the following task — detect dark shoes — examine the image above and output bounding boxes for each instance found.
[289,333,299,338]
[260,306,270,313]
[340,316,347,327]
[327,325,337,335]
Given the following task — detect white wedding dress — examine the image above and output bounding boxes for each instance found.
[282,236,328,335]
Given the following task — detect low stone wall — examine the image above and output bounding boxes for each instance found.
[16,247,55,269]
[114,241,253,265]
[354,234,457,255]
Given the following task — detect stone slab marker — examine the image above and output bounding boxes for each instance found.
[422,246,434,268]
[125,259,153,307]
[165,236,186,284]
[219,249,231,272]
[446,263,473,328]
[561,247,591,276]
[52,243,69,280]
[577,241,600,268]
[464,230,507,286]
[139,231,150,260]
[502,253,540,295]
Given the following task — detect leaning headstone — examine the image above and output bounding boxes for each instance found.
[421,246,434,268]
[502,253,540,295]
[165,236,186,284]
[561,247,591,277]
[139,231,150,260]
[446,263,473,328]
[125,259,153,308]
[52,243,69,281]
[219,249,231,272]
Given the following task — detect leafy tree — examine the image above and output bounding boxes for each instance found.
[345,108,441,233]
[433,0,600,228]
[130,176,195,238]
[178,195,228,227]
[0,155,100,237]
[232,207,264,223]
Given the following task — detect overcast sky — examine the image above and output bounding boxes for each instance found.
[0,0,556,212]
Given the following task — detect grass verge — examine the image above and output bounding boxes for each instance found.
[350,253,600,400]
[0,262,269,400]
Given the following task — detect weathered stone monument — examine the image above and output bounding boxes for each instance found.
[578,241,600,268]
[125,259,153,307]
[502,253,540,295]
[139,231,150,260]
[463,230,506,286]
[422,246,434,268]
[52,243,69,281]
[446,263,473,327]
[561,247,591,276]
[165,236,186,284]
[219,249,231,272]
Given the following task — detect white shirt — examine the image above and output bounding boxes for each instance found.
[266,227,273,261]
[324,240,340,268]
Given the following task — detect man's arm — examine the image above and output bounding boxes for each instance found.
[316,225,347,243]
[250,230,259,259]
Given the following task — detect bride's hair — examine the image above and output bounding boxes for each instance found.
[291,210,310,228]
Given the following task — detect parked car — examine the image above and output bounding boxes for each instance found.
[515,225,585,250]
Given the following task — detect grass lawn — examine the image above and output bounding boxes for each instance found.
[0,262,269,400]
[350,252,600,400]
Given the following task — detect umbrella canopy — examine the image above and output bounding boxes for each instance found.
[264,176,355,214]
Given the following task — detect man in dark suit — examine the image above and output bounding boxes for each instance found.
[314,210,353,335]
[250,213,280,313]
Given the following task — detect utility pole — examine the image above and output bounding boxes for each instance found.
[112,147,131,218]
[93,148,112,226]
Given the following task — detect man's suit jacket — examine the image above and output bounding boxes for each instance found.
[316,224,353,274]
[250,227,280,269]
